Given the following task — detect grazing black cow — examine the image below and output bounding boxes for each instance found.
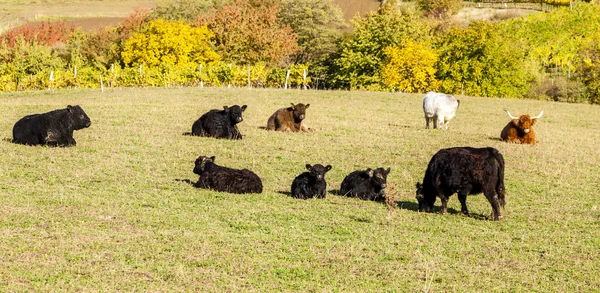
[193,155,263,194]
[339,167,391,201]
[415,147,506,220]
[12,105,91,147]
[191,105,247,139]
[291,164,332,199]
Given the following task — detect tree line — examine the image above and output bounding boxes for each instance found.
[1,0,600,104]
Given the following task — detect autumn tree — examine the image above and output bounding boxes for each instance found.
[381,41,438,93]
[121,19,220,68]
[0,20,76,48]
[200,0,298,66]
[277,0,346,76]
[330,4,431,90]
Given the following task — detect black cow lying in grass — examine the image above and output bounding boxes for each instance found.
[415,147,506,220]
[291,164,332,199]
[193,155,263,194]
[191,105,247,139]
[12,105,91,147]
[339,167,391,201]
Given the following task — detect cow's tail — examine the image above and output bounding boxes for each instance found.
[491,148,506,208]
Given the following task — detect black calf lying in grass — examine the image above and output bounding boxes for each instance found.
[291,164,332,199]
[193,156,263,194]
[191,105,247,139]
[339,167,391,201]
[12,105,92,147]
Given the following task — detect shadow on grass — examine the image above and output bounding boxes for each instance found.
[396,200,490,220]
[182,132,193,136]
[488,136,504,141]
[3,138,12,143]
[175,179,195,186]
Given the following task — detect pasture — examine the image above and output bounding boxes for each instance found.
[0,87,599,292]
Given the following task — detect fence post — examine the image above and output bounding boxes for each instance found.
[110,63,114,88]
[100,74,104,92]
[49,71,54,91]
[247,64,251,89]
[199,64,203,89]
[303,68,307,90]
[285,69,291,89]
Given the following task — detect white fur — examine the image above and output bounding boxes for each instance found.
[422,91,460,130]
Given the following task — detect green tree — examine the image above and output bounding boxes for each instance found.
[330,4,431,90]
[415,0,462,18]
[277,0,346,76]
[435,21,530,98]
[121,19,220,68]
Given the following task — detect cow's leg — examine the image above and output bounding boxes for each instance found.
[437,116,445,130]
[458,193,469,215]
[439,192,449,215]
[432,116,438,129]
[484,189,502,221]
[425,116,430,129]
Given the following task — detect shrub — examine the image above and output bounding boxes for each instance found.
[381,41,439,93]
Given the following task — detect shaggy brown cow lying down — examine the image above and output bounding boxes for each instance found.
[266,103,310,132]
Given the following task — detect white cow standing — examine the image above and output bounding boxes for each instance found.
[422,91,460,130]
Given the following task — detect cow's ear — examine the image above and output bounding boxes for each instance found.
[385,167,391,175]
[290,103,296,110]
[305,164,312,170]
[367,169,373,177]
[511,119,520,127]
[241,105,247,112]
[210,156,216,162]
[67,105,73,112]
[531,118,537,126]
[305,104,310,109]
[325,165,332,172]
[223,106,229,111]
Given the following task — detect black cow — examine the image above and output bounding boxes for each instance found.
[12,105,91,147]
[339,167,391,201]
[193,155,263,194]
[191,105,247,139]
[291,164,332,199]
[415,147,506,220]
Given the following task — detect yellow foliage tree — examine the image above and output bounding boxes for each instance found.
[381,42,439,93]
[121,19,220,68]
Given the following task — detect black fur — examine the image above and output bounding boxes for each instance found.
[339,167,391,201]
[193,155,262,194]
[12,105,91,147]
[291,164,332,199]
[191,105,247,139]
[415,147,506,220]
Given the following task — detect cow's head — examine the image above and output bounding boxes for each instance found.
[504,109,543,134]
[415,182,435,212]
[306,164,332,181]
[288,103,310,122]
[224,105,247,125]
[194,155,216,175]
[67,105,92,129]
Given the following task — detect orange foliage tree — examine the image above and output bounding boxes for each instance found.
[200,0,298,66]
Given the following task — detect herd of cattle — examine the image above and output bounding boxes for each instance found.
[10,91,545,220]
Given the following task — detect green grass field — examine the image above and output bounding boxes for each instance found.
[1,88,599,292]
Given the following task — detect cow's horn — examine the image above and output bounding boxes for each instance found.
[531,110,544,119]
[504,109,518,119]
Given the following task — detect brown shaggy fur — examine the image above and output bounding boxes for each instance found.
[266,103,310,132]
[500,115,538,145]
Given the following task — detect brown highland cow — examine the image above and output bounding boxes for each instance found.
[500,109,543,145]
[266,103,310,132]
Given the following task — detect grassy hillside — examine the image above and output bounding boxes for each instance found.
[1,88,599,291]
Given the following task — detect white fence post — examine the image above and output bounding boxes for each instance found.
[284,70,291,89]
